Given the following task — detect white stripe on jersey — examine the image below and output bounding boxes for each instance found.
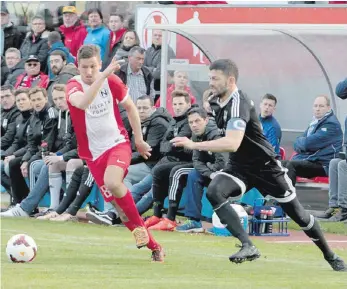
[230,90,240,118]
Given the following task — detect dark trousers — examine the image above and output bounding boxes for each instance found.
[8,157,29,204]
[281,160,327,185]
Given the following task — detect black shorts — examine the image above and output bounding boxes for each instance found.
[219,158,296,203]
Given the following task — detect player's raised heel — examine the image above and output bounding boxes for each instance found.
[229,244,261,264]
[132,227,150,249]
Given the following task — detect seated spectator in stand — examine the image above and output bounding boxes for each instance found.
[1,88,32,206]
[47,50,79,102]
[1,7,24,55]
[116,46,155,102]
[1,85,20,153]
[155,71,196,116]
[1,56,9,85]
[103,13,127,69]
[113,30,140,62]
[282,95,343,185]
[20,15,49,71]
[4,48,24,87]
[175,108,228,233]
[0,88,58,215]
[144,29,176,99]
[15,55,49,89]
[315,78,347,222]
[59,6,88,58]
[144,91,192,230]
[40,165,95,221]
[83,9,110,60]
[258,93,282,156]
[47,31,75,79]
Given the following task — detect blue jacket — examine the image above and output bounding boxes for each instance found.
[293,110,343,173]
[259,115,282,155]
[47,42,75,79]
[84,26,110,60]
[336,78,347,153]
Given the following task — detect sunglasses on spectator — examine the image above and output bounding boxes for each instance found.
[27,63,38,67]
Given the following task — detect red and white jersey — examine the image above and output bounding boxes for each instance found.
[66,74,129,161]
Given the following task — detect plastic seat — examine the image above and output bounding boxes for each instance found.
[279,147,286,160]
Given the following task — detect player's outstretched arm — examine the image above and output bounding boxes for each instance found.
[122,97,152,159]
[69,59,121,110]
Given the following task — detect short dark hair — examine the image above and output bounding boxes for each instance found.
[188,107,208,119]
[77,45,101,62]
[13,88,30,98]
[0,84,14,93]
[121,30,140,46]
[88,8,103,20]
[28,87,47,99]
[262,93,277,105]
[110,13,124,22]
[48,31,62,44]
[171,90,190,104]
[136,95,154,106]
[209,59,239,82]
[129,46,146,57]
[50,50,66,61]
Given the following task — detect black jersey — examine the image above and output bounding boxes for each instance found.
[223,90,276,166]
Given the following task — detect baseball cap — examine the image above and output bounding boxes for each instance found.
[26,55,40,63]
[62,6,77,14]
[1,7,9,14]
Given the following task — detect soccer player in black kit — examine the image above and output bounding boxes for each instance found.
[171,59,346,272]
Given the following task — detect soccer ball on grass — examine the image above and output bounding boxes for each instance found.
[6,234,37,263]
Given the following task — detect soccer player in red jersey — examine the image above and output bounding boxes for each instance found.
[66,44,164,262]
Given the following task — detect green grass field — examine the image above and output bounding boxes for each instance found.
[1,218,347,289]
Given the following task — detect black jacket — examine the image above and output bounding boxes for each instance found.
[4,60,25,87]
[131,107,172,167]
[47,63,79,103]
[20,31,50,71]
[1,105,20,151]
[21,105,58,164]
[2,109,32,158]
[1,58,9,86]
[2,23,24,55]
[116,63,154,96]
[160,112,192,162]
[192,120,228,178]
[119,104,132,139]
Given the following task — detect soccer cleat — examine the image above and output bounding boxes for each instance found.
[325,254,347,272]
[314,208,339,219]
[37,211,58,220]
[132,227,150,249]
[86,209,120,226]
[0,204,15,213]
[144,216,161,228]
[148,218,177,231]
[325,209,347,222]
[0,204,29,217]
[176,219,204,233]
[151,246,165,263]
[229,244,261,264]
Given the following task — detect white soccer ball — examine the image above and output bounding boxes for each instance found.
[6,234,38,263]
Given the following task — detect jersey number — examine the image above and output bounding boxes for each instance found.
[100,185,113,199]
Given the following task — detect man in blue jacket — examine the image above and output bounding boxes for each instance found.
[258,93,282,156]
[282,95,343,185]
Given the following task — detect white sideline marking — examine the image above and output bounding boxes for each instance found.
[268,240,347,244]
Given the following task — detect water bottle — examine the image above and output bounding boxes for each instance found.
[265,210,274,234]
[260,210,267,234]
[41,141,49,158]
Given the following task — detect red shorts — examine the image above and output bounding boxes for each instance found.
[86,141,132,202]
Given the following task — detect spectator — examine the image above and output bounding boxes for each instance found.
[1,56,8,85]
[15,55,49,89]
[47,50,79,102]
[103,13,127,69]
[113,30,140,62]
[116,46,155,102]
[1,7,24,56]
[20,15,49,71]
[155,71,196,116]
[282,95,343,185]
[258,93,282,156]
[176,108,228,233]
[144,29,176,98]
[59,6,88,58]
[144,91,193,230]
[316,78,347,222]
[47,31,75,79]
[83,8,110,60]
[4,48,25,87]
[1,88,33,205]
[1,85,20,152]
